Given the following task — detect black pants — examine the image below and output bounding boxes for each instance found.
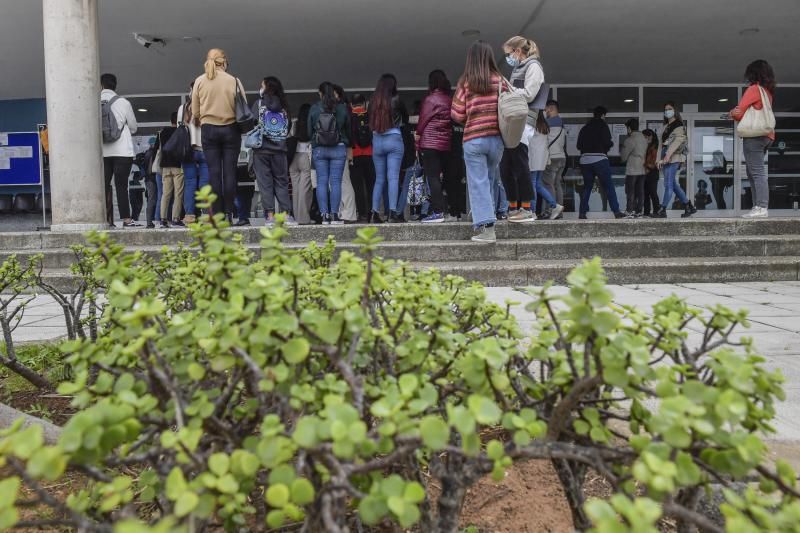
[712,177,733,210]
[350,155,375,217]
[643,170,660,215]
[201,124,240,216]
[144,176,158,225]
[444,150,466,216]
[253,150,292,214]
[500,144,532,209]
[420,149,449,214]
[625,174,645,213]
[103,157,133,223]
[129,186,144,220]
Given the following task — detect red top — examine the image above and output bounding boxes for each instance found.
[731,84,775,140]
[350,105,373,157]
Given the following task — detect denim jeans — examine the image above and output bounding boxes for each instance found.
[531,171,556,209]
[743,136,772,208]
[202,124,241,216]
[580,159,620,214]
[661,162,688,208]
[463,135,504,228]
[313,144,347,215]
[371,132,405,213]
[495,180,508,215]
[183,150,210,216]
[155,174,163,222]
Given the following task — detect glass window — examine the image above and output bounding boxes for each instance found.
[125,96,182,123]
[556,87,637,113]
[771,87,800,112]
[643,87,737,113]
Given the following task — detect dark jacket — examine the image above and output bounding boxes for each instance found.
[251,94,288,153]
[576,117,613,155]
[416,90,453,151]
[308,101,351,148]
[155,126,181,168]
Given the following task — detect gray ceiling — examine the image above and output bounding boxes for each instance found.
[1,0,798,99]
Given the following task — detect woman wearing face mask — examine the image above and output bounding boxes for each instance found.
[653,102,697,218]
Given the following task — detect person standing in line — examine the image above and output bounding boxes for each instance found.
[416,69,453,223]
[155,112,185,228]
[542,99,567,217]
[250,76,296,226]
[444,122,467,220]
[641,129,661,217]
[451,41,505,243]
[289,103,314,224]
[577,106,624,219]
[527,110,564,220]
[332,85,358,223]
[502,36,546,223]
[100,73,140,228]
[308,81,350,225]
[620,118,648,218]
[349,94,375,223]
[191,48,246,222]
[653,102,697,218]
[369,74,407,223]
[178,82,209,224]
[730,59,776,219]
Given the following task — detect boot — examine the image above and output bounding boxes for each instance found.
[681,202,697,218]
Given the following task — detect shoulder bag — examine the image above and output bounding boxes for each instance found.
[737,85,776,138]
[497,77,529,149]
[235,78,256,133]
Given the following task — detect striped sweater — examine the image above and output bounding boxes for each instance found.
[451,74,501,143]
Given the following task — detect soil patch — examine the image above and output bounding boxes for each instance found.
[1,390,74,426]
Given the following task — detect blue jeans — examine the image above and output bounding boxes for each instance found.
[531,171,556,209]
[496,180,508,215]
[183,150,210,215]
[661,162,688,208]
[313,144,347,215]
[371,133,405,213]
[580,159,620,214]
[155,174,163,222]
[463,135,504,228]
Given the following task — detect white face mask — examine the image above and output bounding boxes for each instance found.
[664,109,675,120]
[259,87,265,97]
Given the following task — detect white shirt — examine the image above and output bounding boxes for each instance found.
[177,103,203,148]
[101,89,137,158]
[528,128,550,172]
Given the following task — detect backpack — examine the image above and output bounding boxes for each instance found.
[314,110,340,147]
[101,96,124,143]
[262,103,289,142]
[352,109,372,148]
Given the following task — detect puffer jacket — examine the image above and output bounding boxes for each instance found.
[416,89,453,151]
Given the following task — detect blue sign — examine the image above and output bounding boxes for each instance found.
[0,132,42,186]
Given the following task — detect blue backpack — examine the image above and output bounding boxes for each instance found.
[261,101,289,142]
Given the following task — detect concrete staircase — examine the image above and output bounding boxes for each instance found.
[2,218,800,290]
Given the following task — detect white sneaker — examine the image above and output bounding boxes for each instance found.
[549,204,565,220]
[509,209,537,223]
[742,206,769,219]
[471,225,496,243]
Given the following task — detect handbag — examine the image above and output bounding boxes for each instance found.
[497,77,529,149]
[244,126,263,149]
[737,85,775,138]
[234,78,256,133]
[151,133,162,174]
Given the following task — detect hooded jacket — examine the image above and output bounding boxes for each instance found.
[416,89,453,151]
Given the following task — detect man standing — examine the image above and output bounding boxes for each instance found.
[101,73,139,227]
[620,118,648,217]
[542,99,567,218]
[577,106,624,219]
[155,112,185,228]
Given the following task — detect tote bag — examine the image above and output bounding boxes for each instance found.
[497,77,529,149]
[234,78,256,133]
[737,85,775,138]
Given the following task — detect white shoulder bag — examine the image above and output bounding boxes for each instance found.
[737,85,775,138]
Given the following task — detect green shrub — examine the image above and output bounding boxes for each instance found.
[0,190,797,532]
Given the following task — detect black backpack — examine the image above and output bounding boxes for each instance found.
[352,109,372,148]
[314,111,340,147]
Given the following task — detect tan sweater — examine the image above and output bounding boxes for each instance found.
[191,70,246,126]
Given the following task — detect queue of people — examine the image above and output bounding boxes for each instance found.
[99,45,776,236]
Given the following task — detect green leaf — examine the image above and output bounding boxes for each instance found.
[419,416,450,450]
[174,491,199,517]
[187,363,206,381]
[403,482,426,504]
[282,338,310,364]
[292,417,319,448]
[467,395,501,425]
[358,495,388,525]
[165,468,187,501]
[398,374,419,397]
[266,484,290,508]
[208,453,230,476]
[230,450,260,479]
[215,474,239,495]
[0,477,20,509]
[486,440,504,460]
[290,478,315,506]
[0,507,18,530]
[266,510,286,529]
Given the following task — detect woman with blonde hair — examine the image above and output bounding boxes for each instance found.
[191,48,247,222]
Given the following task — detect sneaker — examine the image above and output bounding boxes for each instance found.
[509,209,536,223]
[183,214,196,225]
[578,213,588,220]
[624,212,636,219]
[681,202,697,218]
[265,213,276,226]
[172,219,186,227]
[322,214,331,225]
[160,221,170,229]
[652,208,667,219]
[369,212,384,224]
[421,212,445,223]
[496,212,508,221]
[234,219,250,227]
[507,209,520,218]
[742,206,768,219]
[331,213,345,225]
[123,220,142,228]
[549,204,565,220]
[471,224,497,243]
[285,214,299,226]
[613,211,626,219]
[146,222,155,229]
[388,212,404,223]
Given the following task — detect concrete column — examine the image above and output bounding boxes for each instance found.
[43,0,107,231]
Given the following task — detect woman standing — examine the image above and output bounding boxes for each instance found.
[528,110,564,219]
[250,76,295,225]
[178,81,209,224]
[730,60,776,218]
[653,102,696,218]
[290,103,313,224]
[641,129,661,217]
[451,41,505,243]
[370,74,407,223]
[416,69,453,223]
[191,49,246,221]
[308,81,350,225]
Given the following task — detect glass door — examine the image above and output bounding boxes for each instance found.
[689,118,737,216]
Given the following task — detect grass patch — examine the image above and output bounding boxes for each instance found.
[0,342,70,392]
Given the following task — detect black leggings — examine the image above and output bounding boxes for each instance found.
[201,123,240,216]
[643,169,660,215]
[500,144,532,208]
[421,149,449,214]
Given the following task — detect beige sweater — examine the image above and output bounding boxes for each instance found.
[191,69,246,126]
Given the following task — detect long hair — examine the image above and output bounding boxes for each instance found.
[503,36,541,59]
[662,101,683,125]
[642,129,658,151]
[535,110,550,135]
[295,103,311,142]
[745,59,776,93]
[458,41,500,95]
[318,81,337,113]
[428,69,451,95]
[369,74,398,133]
[264,76,290,119]
[204,48,227,80]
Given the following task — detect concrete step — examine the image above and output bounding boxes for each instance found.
[3,218,800,250]
[5,235,800,270]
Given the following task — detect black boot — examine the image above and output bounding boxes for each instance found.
[369,211,384,224]
[653,207,667,219]
[681,202,697,218]
[389,211,405,223]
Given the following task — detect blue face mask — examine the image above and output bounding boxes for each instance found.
[664,109,675,119]
[506,55,520,68]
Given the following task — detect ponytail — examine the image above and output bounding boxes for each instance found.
[503,36,541,60]
[203,48,227,80]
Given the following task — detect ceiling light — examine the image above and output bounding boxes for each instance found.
[461,29,481,38]
[137,108,148,112]
[718,98,729,103]
[624,99,634,103]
